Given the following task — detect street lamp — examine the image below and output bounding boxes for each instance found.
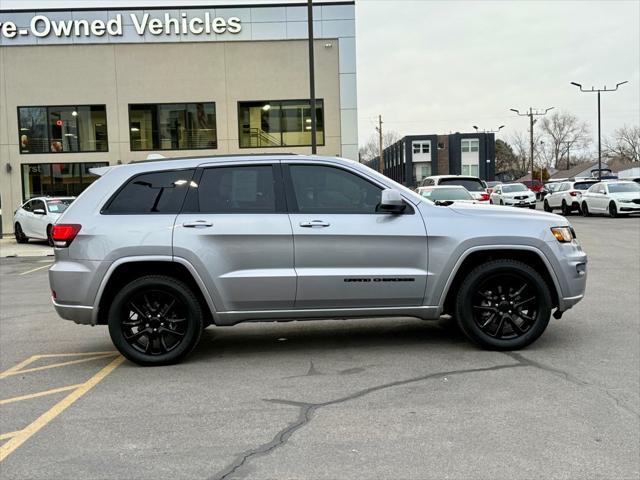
[571,80,628,180]
[473,125,505,133]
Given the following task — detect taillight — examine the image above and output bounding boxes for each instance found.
[51,224,81,247]
[569,191,579,197]
[479,193,490,201]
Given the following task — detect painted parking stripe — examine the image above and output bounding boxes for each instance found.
[18,263,52,276]
[0,355,125,462]
[0,384,83,406]
[0,352,118,380]
[1,354,117,378]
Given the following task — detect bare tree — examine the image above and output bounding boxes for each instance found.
[358,130,401,163]
[604,125,640,162]
[510,130,544,176]
[539,111,591,169]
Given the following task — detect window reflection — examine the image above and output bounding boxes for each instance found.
[21,162,108,200]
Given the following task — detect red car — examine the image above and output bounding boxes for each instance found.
[522,180,544,198]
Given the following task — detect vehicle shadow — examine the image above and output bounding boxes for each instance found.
[190,317,470,362]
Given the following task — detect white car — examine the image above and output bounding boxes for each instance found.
[581,181,640,217]
[417,175,490,202]
[543,179,598,215]
[489,183,536,209]
[418,185,477,204]
[13,197,75,244]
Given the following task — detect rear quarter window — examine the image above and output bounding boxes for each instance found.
[102,169,195,214]
[439,178,484,191]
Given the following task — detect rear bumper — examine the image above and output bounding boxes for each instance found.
[53,300,94,325]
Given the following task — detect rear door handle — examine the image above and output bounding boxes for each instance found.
[299,220,330,228]
[182,220,213,228]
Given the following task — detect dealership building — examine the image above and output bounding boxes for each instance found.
[0,0,357,235]
[366,132,496,188]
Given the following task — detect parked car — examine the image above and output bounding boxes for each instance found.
[521,180,544,198]
[485,180,502,196]
[49,155,587,365]
[419,185,477,204]
[13,197,75,245]
[581,181,640,217]
[417,175,490,202]
[489,183,537,209]
[543,179,599,215]
[539,182,561,201]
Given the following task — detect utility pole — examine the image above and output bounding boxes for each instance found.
[307,0,317,154]
[571,81,628,181]
[510,107,554,183]
[376,115,384,174]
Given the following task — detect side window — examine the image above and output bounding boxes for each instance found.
[191,165,277,213]
[22,201,33,212]
[288,165,383,214]
[32,199,45,211]
[103,169,195,214]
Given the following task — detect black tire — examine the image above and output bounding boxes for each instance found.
[489,199,493,205]
[561,200,570,216]
[543,200,552,212]
[608,201,618,218]
[15,223,28,244]
[529,205,536,210]
[46,224,54,247]
[108,275,204,366]
[581,202,590,217]
[455,259,552,351]
[500,199,504,205]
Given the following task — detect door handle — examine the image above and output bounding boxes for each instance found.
[299,220,330,228]
[182,220,213,228]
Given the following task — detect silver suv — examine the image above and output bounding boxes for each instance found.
[49,155,587,365]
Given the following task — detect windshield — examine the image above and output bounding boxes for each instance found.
[502,184,527,193]
[574,182,598,190]
[46,199,73,213]
[439,178,485,192]
[422,187,473,201]
[608,183,640,193]
[547,183,561,192]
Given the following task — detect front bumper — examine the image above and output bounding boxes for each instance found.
[619,203,640,212]
[504,199,536,207]
[547,239,588,313]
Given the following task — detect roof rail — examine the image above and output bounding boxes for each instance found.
[131,152,300,164]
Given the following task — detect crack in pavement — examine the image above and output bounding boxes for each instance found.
[209,362,523,480]
[504,352,639,418]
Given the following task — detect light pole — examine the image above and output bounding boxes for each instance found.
[472,126,504,181]
[307,0,317,154]
[571,81,628,181]
[472,125,505,134]
[510,107,554,183]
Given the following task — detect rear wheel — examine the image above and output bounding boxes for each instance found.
[543,200,552,212]
[608,201,618,218]
[561,200,570,216]
[46,224,54,246]
[14,223,28,244]
[581,202,590,217]
[455,259,552,350]
[108,275,204,366]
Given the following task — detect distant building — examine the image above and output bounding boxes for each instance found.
[550,162,612,181]
[365,132,495,188]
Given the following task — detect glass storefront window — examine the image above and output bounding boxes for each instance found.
[21,162,108,200]
[128,103,217,151]
[238,100,324,148]
[18,105,108,154]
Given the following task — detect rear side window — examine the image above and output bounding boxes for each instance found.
[185,165,278,213]
[574,182,597,191]
[439,178,484,192]
[103,169,195,214]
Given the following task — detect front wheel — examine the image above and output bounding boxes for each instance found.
[543,200,552,212]
[582,202,590,217]
[455,259,552,350]
[15,223,28,244]
[108,275,204,366]
[608,201,618,218]
[561,200,570,216]
[46,224,54,247]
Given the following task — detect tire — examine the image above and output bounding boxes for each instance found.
[14,223,28,244]
[581,202,590,217]
[561,200,570,216]
[608,201,618,218]
[489,199,493,205]
[108,275,204,366]
[500,200,504,205]
[46,224,54,247]
[543,200,552,212]
[529,205,536,210]
[454,259,552,351]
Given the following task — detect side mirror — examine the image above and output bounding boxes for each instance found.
[33,208,46,215]
[379,189,406,213]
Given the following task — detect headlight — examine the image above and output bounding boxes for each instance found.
[619,199,632,203]
[551,226,574,243]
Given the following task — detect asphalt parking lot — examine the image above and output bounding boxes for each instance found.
[0,213,639,480]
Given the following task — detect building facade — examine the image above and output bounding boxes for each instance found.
[0,1,357,235]
[366,132,496,188]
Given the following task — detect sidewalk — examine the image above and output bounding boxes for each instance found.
[0,237,53,257]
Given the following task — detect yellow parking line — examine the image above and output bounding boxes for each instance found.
[0,354,117,379]
[0,384,83,406]
[0,356,40,379]
[33,352,118,358]
[0,431,21,441]
[0,355,125,462]
[18,264,52,276]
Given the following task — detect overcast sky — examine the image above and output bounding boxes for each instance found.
[2,0,638,151]
[355,0,640,149]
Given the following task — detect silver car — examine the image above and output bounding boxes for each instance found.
[49,155,587,365]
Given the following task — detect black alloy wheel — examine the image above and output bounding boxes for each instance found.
[609,202,618,218]
[543,200,552,212]
[15,223,28,244]
[108,275,203,366]
[455,259,552,350]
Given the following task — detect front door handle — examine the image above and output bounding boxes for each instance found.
[299,220,330,228]
[182,220,213,228]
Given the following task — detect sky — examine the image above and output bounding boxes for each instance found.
[2,0,639,152]
[355,0,640,150]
